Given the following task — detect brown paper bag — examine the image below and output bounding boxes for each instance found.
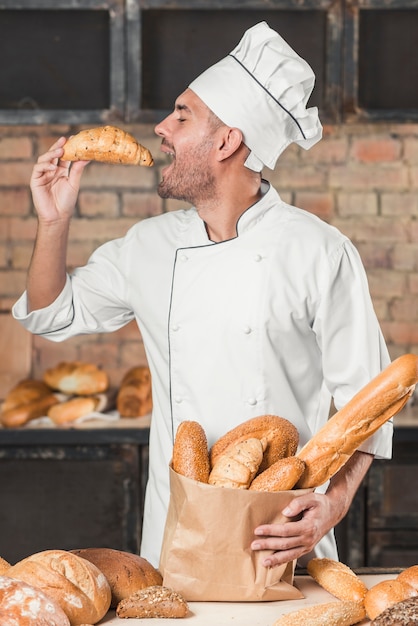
[160,466,310,601]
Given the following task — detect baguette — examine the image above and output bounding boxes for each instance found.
[307,558,368,603]
[172,420,210,483]
[116,365,152,417]
[47,396,100,425]
[249,456,305,492]
[62,126,153,166]
[272,600,366,626]
[210,414,299,474]
[297,354,418,488]
[208,437,267,489]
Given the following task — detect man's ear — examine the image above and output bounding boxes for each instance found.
[216,127,243,162]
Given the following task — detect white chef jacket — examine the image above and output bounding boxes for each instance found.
[13,181,392,568]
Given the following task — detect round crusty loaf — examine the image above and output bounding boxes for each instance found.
[172,420,210,483]
[6,549,111,625]
[0,575,70,626]
[43,361,109,396]
[249,456,306,492]
[398,565,418,591]
[364,578,417,620]
[272,600,366,626]
[371,595,418,625]
[71,548,162,608]
[116,365,152,417]
[48,396,100,425]
[0,556,10,575]
[210,414,299,474]
[116,585,189,619]
[306,557,368,603]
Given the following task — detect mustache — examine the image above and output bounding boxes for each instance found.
[161,139,175,153]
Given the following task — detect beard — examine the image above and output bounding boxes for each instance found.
[157,137,216,205]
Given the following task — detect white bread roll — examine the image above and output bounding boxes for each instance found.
[43,361,109,396]
[272,600,366,626]
[297,354,418,488]
[71,548,162,608]
[397,565,418,591]
[6,550,111,625]
[364,578,417,620]
[307,558,368,603]
[0,575,70,626]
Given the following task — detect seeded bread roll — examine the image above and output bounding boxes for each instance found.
[62,126,154,166]
[0,576,70,626]
[71,548,162,608]
[307,558,368,603]
[272,600,366,626]
[43,361,109,396]
[297,354,418,489]
[371,596,418,625]
[116,585,189,619]
[364,579,417,620]
[7,549,111,626]
[249,456,305,492]
[210,414,299,474]
[172,420,210,483]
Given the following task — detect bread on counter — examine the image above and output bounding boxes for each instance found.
[0,575,70,626]
[272,599,366,626]
[116,585,189,619]
[307,558,368,603]
[371,596,418,625]
[71,547,162,608]
[43,361,109,396]
[6,549,111,625]
[116,365,152,418]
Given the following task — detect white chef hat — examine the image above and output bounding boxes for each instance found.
[189,21,322,171]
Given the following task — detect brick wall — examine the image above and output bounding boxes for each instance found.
[1,122,417,390]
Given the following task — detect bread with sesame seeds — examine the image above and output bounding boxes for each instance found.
[172,420,210,483]
[116,585,189,619]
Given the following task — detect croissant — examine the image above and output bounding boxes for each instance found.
[62,125,154,166]
[208,437,267,489]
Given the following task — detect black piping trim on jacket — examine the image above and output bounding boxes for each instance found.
[228,54,307,140]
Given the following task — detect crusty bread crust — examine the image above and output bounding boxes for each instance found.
[210,414,299,474]
[71,548,162,608]
[0,393,59,428]
[0,576,70,626]
[209,437,266,489]
[117,365,152,417]
[62,126,154,166]
[272,600,366,626]
[172,421,210,483]
[48,396,99,425]
[364,579,417,620]
[43,361,109,396]
[307,558,367,603]
[297,354,418,488]
[249,456,305,492]
[116,585,188,619]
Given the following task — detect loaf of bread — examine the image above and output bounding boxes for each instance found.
[0,393,59,428]
[116,585,189,619]
[364,578,417,620]
[296,354,418,488]
[62,126,154,166]
[172,420,210,483]
[371,596,418,625]
[1,379,53,412]
[306,558,368,603]
[398,565,418,591]
[6,549,111,625]
[43,361,109,396]
[272,600,366,626]
[70,548,162,608]
[210,414,299,474]
[208,437,267,489]
[249,456,305,492]
[47,396,100,425]
[0,556,10,575]
[0,575,71,626]
[116,365,152,418]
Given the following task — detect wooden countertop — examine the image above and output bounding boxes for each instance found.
[99,573,397,625]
